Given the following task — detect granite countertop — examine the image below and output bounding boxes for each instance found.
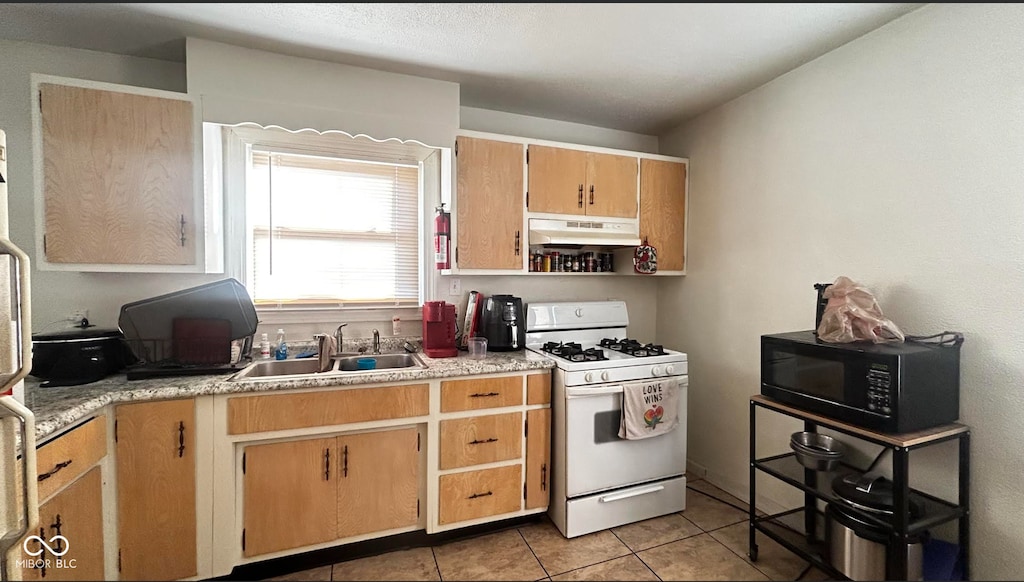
[24,345,555,442]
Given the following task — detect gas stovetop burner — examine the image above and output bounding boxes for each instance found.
[598,338,667,357]
[542,342,608,362]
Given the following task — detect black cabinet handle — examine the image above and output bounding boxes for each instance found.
[470,392,500,398]
[469,438,498,445]
[514,231,520,256]
[178,421,185,458]
[578,184,584,208]
[589,185,595,205]
[541,463,547,491]
[468,491,493,499]
[50,514,64,553]
[343,445,349,478]
[324,448,330,480]
[38,459,72,482]
[180,214,187,247]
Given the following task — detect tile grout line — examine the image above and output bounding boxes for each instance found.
[516,527,552,580]
[429,545,444,581]
[631,550,664,582]
[606,527,665,581]
[707,528,783,581]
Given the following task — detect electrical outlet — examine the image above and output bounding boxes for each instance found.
[448,278,461,296]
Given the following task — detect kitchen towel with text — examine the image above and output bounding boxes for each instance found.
[618,378,679,440]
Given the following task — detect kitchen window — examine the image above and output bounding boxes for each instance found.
[212,124,444,318]
[248,150,420,307]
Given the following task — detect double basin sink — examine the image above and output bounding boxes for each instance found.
[230,352,426,381]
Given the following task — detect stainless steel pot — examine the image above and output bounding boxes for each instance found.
[826,502,925,581]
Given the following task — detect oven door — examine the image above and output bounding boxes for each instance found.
[564,376,687,498]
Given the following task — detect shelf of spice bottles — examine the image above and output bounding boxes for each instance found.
[529,250,616,273]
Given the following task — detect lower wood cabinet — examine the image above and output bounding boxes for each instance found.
[243,427,420,557]
[243,437,337,557]
[525,408,551,510]
[21,467,105,581]
[438,465,522,525]
[115,399,197,581]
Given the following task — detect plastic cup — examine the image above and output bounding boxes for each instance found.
[356,357,377,370]
[468,337,488,359]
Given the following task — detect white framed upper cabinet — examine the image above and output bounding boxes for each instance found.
[31,74,222,272]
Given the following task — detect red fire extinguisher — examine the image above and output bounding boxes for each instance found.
[434,203,451,270]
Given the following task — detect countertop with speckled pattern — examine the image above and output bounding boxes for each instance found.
[24,349,555,442]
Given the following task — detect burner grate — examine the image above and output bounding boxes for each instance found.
[542,342,608,362]
[598,338,667,357]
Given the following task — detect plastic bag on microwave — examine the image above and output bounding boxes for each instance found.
[817,276,905,344]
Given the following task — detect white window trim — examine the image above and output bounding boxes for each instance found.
[215,123,447,325]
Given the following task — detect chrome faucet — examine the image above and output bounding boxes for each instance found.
[334,323,347,355]
[372,329,381,355]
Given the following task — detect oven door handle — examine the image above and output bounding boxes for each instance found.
[566,385,624,398]
[599,484,665,503]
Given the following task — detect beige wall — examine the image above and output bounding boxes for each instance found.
[657,4,1024,579]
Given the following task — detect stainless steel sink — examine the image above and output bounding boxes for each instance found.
[230,352,426,381]
[335,353,426,372]
[230,358,327,380]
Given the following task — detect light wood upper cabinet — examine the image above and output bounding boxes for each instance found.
[585,152,638,218]
[455,136,524,269]
[639,159,688,272]
[243,437,337,557]
[337,428,419,538]
[115,399,197,581]
[40,82,196,266]
[527,146,638,218]
[21,468,105,582]
[525,408,551,510]
[526,145,588,215]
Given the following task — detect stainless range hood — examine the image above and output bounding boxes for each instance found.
[528,217,641,247]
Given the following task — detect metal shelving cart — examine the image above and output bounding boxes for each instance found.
[748,395,970,580]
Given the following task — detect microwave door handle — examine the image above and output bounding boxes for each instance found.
[0,237,31,392]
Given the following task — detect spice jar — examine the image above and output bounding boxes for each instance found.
[542,254,551,272]
[550,251,561,272]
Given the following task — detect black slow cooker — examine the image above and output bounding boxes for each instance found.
[30,328,138,387]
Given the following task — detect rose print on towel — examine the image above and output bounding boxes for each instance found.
[643,405,665,429]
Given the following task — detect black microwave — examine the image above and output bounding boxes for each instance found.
[761,331,961,433]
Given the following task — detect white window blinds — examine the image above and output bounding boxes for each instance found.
[248,150,420,307]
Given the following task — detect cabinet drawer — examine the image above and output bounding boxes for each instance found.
[36,415,106,501]
[228,384,429,434]
[440,376,523,413]
[440,412,522,470]
[439,465,522,525]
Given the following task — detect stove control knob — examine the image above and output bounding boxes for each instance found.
[575,308,583,317]
[600,371,610,382]
[665,365,676,375]
[652,366,664,376]
[585,372,594,383]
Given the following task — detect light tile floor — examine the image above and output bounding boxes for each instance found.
[266,479,831,581]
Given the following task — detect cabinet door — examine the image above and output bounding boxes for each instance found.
[639,159,687,272]
[115,399,196,580]
[337,428,419,538]
[21,468,105,582]
[527,145,587,215]
[525,408,551,510]
[40,82,195,265]
[455,136,524,269]
[243,437,337,556]
[586,152,638,218]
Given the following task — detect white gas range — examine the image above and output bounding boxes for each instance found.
[526,301,688,538]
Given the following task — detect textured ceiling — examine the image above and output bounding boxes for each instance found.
[0,3,923,134]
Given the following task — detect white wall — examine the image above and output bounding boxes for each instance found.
[657,4,1024,579]
[0,39,226,332]
[455,109,661,340]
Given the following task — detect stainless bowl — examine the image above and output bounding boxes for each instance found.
[790,431,845,471]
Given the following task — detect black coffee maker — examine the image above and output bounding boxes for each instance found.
[478,295,525,351]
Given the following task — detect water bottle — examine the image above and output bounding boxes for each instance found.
[274,328,288,360]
